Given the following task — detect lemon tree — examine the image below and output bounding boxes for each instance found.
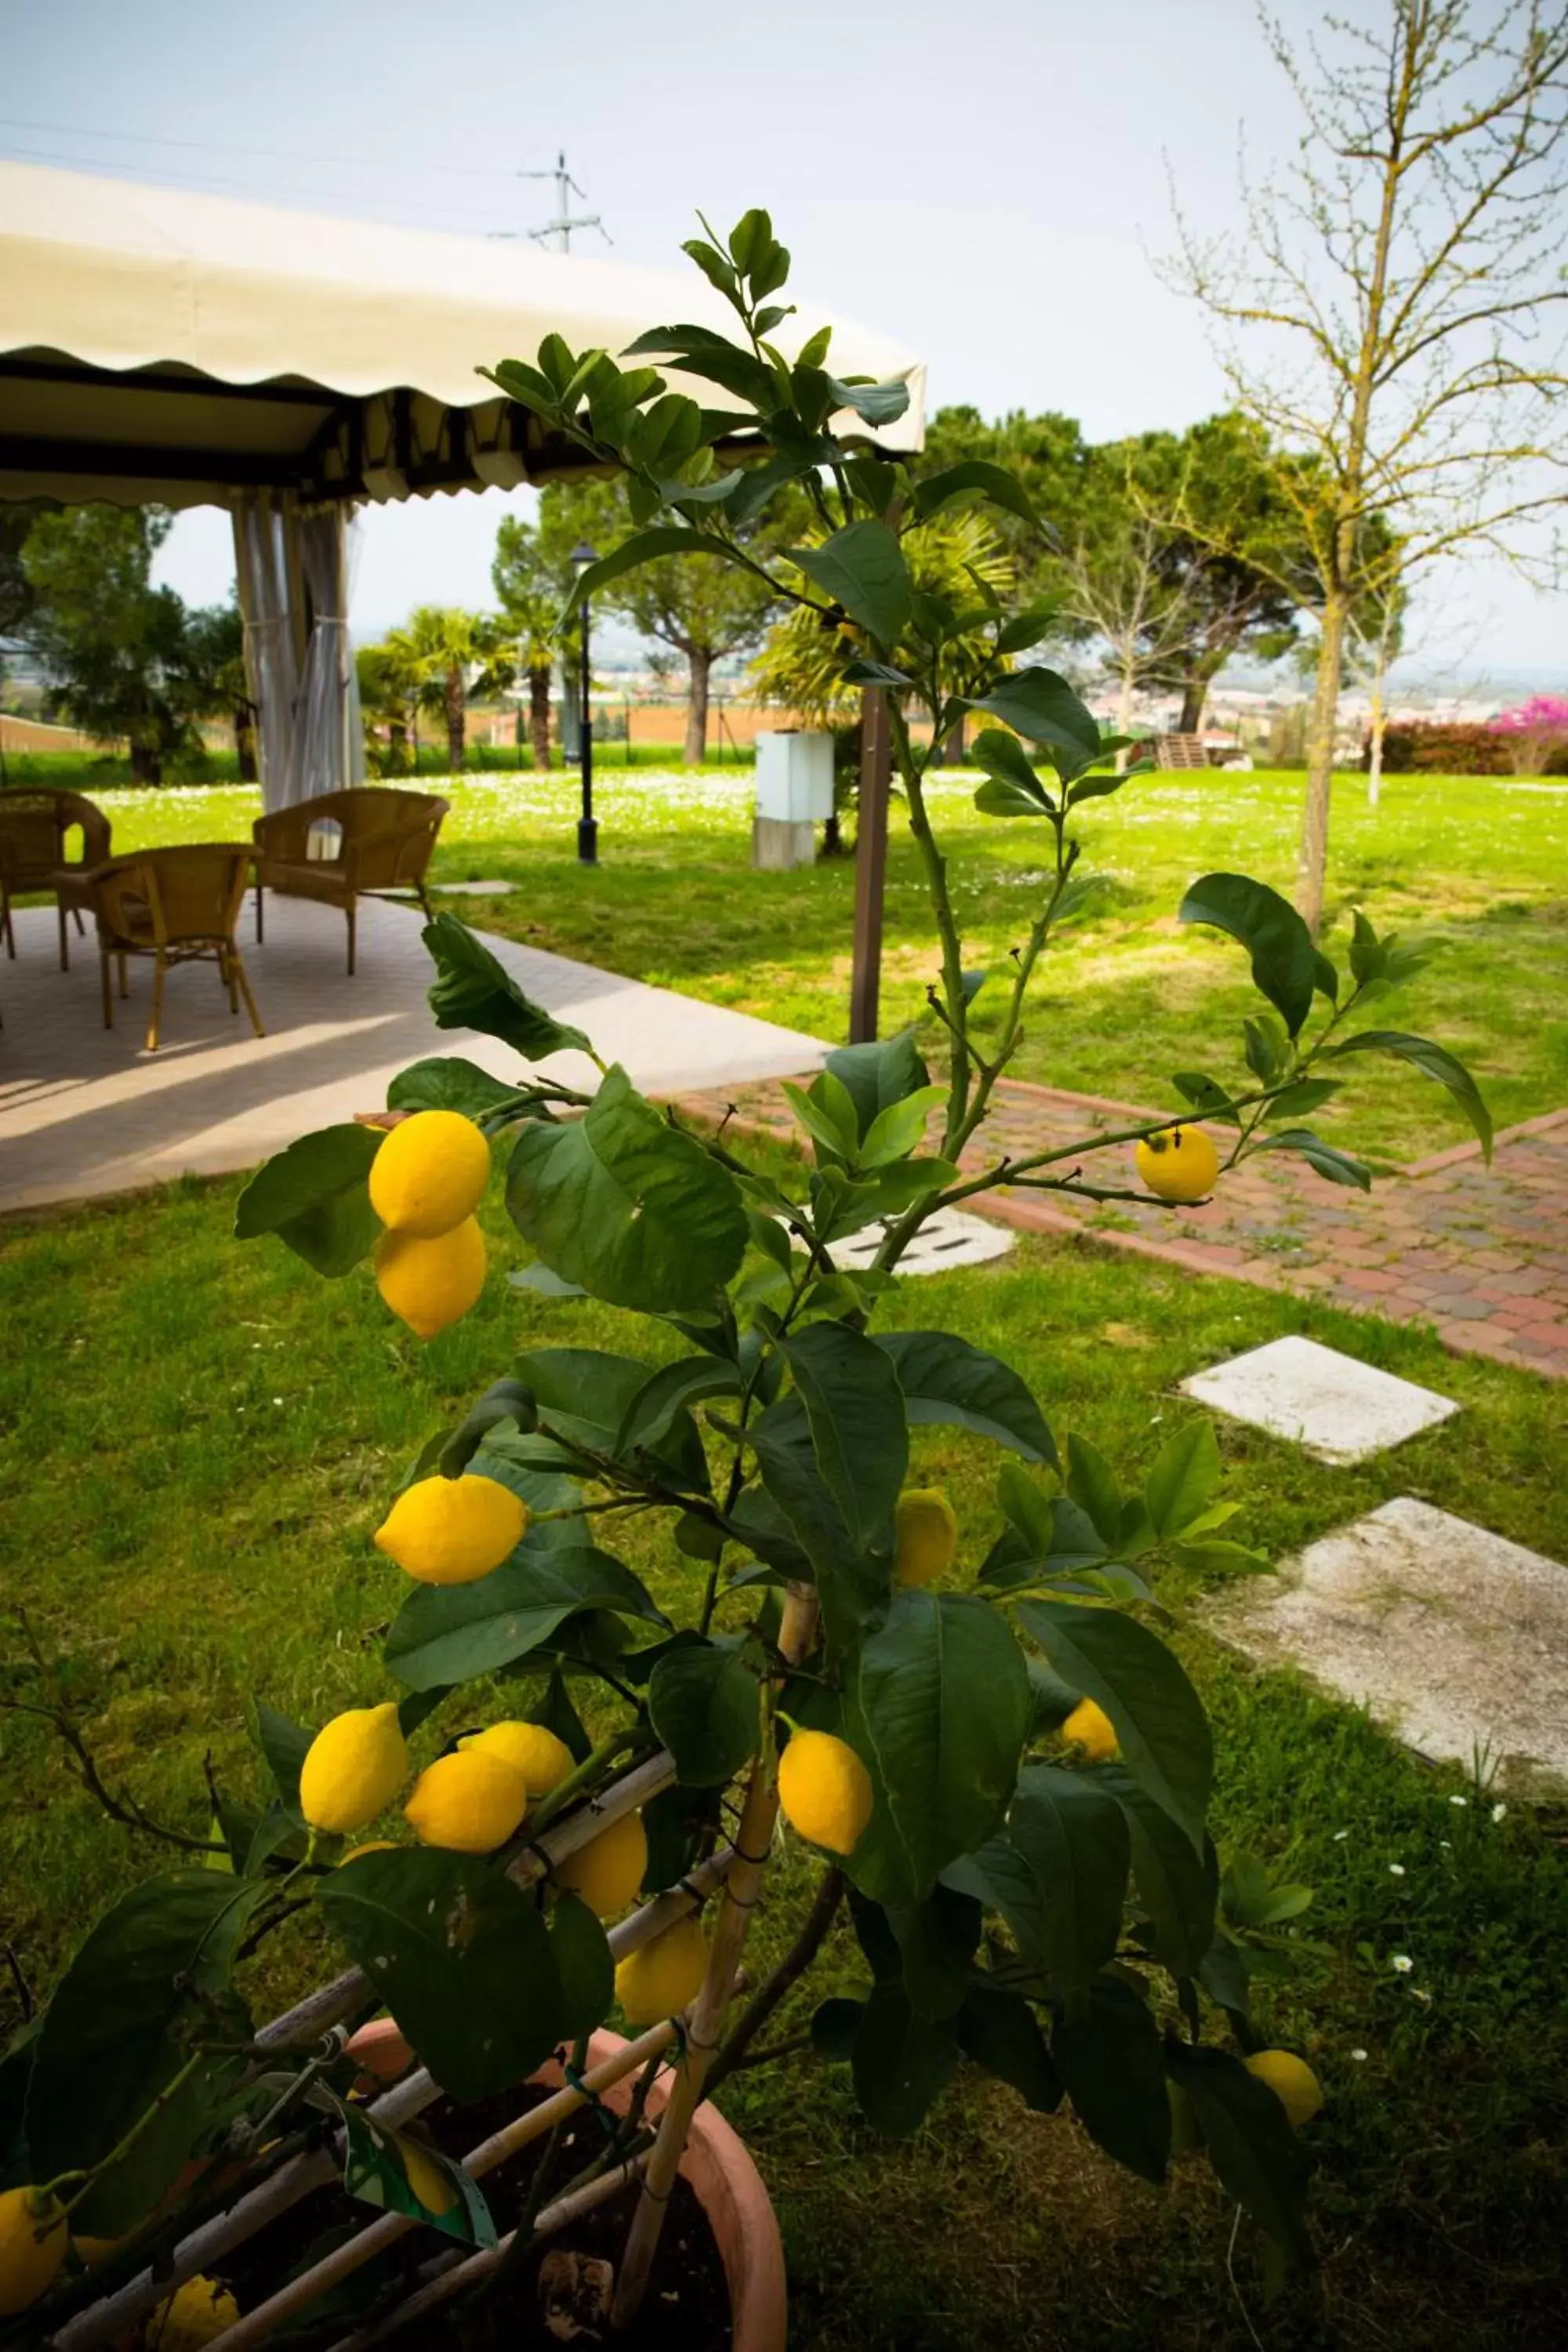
[5,209,1494,2340]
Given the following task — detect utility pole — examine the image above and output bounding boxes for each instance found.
[519,152,611,254]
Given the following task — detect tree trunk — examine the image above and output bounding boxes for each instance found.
[683,649,712,767]
[1367,684,1385,810]
[1298,587,1349,938]
[234,704,258,784]
[528,663,552,771]
[1178,670,1214,735]
[130,738,162,786]
[1116,660,1137,772]
[445,665,466,773]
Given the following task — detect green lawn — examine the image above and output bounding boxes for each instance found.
[2,1160,1564,2350]
[91,761,1568,1165]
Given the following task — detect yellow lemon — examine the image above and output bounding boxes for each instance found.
[554,1811,648,1918]
[150,2274,241,2348]
[1062,1697,1118,1762]
[394,2132,457,2218]
[404,1749,528,1853]
[369,1110,491,1238]
[777,1730,873,1857]
[1245,2049,1324,2129]
[459,1720,575,1797]
[0,2187,66,2316]
[72,2232,125,2270]
[1134,1124,1219,1203]
[894,1488,960,1588]
[299,1703,408,1835]
[375,1218,487,1341]
[375,1473,526,1585]
[615,1917,710,2026]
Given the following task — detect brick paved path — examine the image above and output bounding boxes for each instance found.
[669,1076,1568,1381]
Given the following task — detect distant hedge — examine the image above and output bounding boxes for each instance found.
[1374,723,1514,775]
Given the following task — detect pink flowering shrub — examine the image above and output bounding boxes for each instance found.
[1488,695,1568,775]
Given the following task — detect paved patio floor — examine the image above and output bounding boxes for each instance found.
[0,895,828,1217]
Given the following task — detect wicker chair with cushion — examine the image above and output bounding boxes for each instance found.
[0,787,113,968]
[80,843,263,1052]
[251,787,449,975]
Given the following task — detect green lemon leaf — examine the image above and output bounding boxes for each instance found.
[508,1065,748,1314]
[1178,874,1316,1040]
[233,1124,381,1277]
[1017,1602,1212,1853]
[423,913,591,1062]
[317,1848,564,2103]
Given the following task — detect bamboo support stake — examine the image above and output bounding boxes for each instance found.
[609,1584,818,2332]
[336,2154,655,2352]
[210,2020,684,2352]
[50,1755,690,2352]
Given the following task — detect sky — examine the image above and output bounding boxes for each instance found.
[4,0,1563,684]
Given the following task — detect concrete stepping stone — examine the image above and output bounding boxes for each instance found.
[832,1206,1016,1277]
[1203,1497,1568,1795]
[1179,1334,1457,1464]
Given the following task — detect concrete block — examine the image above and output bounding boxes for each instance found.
[1180,1334,1457,1463]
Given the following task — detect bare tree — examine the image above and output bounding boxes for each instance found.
[1054,510,1200,745]
[1170,0,1568,931]
[1341,575,1407,808]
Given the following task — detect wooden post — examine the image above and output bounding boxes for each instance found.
[608,1586,819,2333]
[848,686,890,1044]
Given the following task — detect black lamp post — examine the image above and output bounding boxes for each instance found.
[570,541,598,863]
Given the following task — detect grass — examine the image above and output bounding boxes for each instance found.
[2,1157,1565,2350]
[85,760,1568,1165]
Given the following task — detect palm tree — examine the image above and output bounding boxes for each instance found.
[356,639,422,774]
[492,517,561,771]
[386,607,504,774]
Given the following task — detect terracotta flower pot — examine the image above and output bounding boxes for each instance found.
[534,2031,786,2352]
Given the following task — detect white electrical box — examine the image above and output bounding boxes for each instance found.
[754,729,835,822]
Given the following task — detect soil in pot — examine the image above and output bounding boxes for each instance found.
[201,2084,732,2352]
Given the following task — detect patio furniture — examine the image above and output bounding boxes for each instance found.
[75,843,263,1052]
[0,787,112,968]
[251,787,448,975]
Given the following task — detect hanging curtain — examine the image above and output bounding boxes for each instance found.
[278,503,361,810]
[232,492,301,813]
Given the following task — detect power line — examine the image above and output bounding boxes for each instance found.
[0,141,519,227]
[0,114,525,180]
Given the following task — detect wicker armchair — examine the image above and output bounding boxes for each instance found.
[251,787,449,975]
[0,787,113,968]
[78,843,263,1052]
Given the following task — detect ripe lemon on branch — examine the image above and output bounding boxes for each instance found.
[1134,1124,1219,1203]
[554,1810,648,1917]
[0,2187,66,2317]
[1245,2049,1323,2128]
[404,1749,529,1853]
[1061,1697,1118,1762]
[369,1109,491,1237]
[459,1719,575,1796]
[895,1488,959,1588]
[299,1702,409,1835]
[150,2274,241,2349]
[376,1474,525,1584]
[375,1218,487,1339]
[778,1730,873,1856]
[615,1916,710,2025]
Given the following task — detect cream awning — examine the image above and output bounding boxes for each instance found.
[0,162,926,510]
